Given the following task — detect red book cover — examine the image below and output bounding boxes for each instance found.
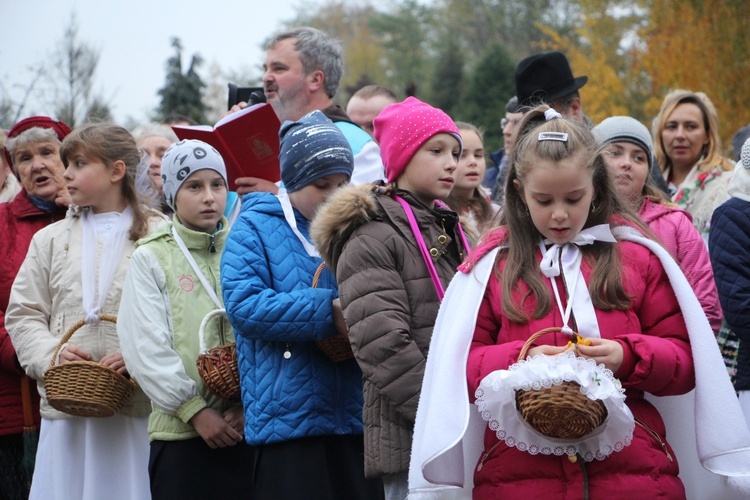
[171,103,281,188]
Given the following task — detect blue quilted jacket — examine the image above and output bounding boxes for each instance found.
[709,197,750,391]
[221,192,364,445]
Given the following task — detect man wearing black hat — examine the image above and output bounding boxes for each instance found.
[515,51,588,122]
[513,51,668,195]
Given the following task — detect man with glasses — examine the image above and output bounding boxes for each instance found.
[488,96,524,204]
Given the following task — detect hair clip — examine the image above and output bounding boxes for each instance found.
[544,109,563,121]
[538,132,569,142]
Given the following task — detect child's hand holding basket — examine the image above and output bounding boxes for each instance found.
[475,327,635,462]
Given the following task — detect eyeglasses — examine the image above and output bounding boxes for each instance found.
[501,117,522,129]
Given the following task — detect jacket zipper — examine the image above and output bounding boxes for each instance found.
[476,440,503,472]
[634,417,673,462]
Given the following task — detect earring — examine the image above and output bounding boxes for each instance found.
[524,205,530,216]
[591,201,598,212]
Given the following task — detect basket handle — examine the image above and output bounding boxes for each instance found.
[517,326,574,362]
[49,314,118,369]
[198,308,227,355]
[311,263,325,289]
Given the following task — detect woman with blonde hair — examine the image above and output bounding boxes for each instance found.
[653,89,734,240]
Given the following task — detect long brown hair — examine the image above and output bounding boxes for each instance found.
[500,105,647,323]
[445,122,494,236]
[60,123,151,241]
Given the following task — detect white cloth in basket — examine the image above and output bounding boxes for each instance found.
[475,351,634,462]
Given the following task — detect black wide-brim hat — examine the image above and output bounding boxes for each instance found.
[515,51,588,108]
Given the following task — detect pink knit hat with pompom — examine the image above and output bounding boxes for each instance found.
[373,97,462,183]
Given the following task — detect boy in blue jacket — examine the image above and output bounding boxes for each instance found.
[221,110,382,499]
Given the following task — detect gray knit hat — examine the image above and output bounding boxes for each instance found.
[279,110,353,193]
[592,116,653,167]
[161,139,227,210]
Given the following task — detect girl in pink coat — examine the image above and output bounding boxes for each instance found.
[593,116,722,333]
[460,106,694,498]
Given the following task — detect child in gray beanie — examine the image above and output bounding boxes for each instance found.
[118,138,256,498]
[220,110,382,499]
[593,116,722,333]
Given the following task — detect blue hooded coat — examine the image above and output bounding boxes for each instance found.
[221,192,364,445]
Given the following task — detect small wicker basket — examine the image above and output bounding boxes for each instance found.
[196,309,240,401]
[312,263,354,362]
[44,314,136,418]
[514,327,608,440]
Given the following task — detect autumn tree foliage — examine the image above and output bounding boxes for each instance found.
[637,0,750,148]
[282,0,747,152]
[537,0,749,150]
[290,1,394,99]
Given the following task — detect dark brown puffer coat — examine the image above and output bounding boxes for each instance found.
[312,184,467,477]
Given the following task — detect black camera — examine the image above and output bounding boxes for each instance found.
[227,83,265,110]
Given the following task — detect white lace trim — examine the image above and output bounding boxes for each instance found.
[475,352,635,461]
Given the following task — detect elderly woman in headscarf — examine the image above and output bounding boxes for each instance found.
[0,116,71,498]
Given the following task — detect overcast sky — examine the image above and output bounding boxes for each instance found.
[1,0,301,126]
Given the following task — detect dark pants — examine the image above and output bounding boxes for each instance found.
[254,434,384,500]
[0,433,29,500]
[149,437,256,499]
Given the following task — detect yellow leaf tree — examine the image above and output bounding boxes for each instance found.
[637,0,750,152]
[537,0,649,125]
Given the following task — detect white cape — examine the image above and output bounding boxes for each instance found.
[408,228,750,499]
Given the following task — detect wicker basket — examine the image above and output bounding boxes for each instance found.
[44,314,136,418]
[514,327,608,440]
[196,309,240,401]
[312,263,354,362]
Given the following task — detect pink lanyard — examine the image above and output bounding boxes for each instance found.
[393,195,471,301]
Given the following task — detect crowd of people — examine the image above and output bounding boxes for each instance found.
[1,24,749,500]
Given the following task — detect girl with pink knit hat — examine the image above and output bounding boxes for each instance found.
[312,96,471,499]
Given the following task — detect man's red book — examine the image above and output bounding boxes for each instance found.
[171,103,281,188]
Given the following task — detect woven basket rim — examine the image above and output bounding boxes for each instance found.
[514,326,607,440]
[196,310,240,400]
[43,315,135,417]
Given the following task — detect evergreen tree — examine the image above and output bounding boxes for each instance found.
[428,36,464,117]
[156,38,207,124]
[368,0,432,97]
[457,42,516,154]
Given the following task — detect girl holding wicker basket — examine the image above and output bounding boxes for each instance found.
[6,123,168,500]
[117,139,255,499]
[418,105,695,498]
[408,105,750,499]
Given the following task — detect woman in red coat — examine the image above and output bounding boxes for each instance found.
[0,116,70,499]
